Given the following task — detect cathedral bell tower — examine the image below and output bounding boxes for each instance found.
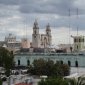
[32,20,40,48]
[46,23,52,46]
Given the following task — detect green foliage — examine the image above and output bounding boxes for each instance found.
[38,77,68,85]
[28,58,70,77]
[38,76,85,85]
[0,79,2,85]
[0,47,14,76]
[67,76,85,85]
[5,69,11,77]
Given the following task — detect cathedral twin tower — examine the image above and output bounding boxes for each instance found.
[32,20,52,48]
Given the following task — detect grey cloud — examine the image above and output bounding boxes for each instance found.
[0,0,20,5]
[19,0,82,16]
[20,13,85,30]
[48,15,85,30]
[0,0,85,32]
[0,0,84,16]
[0,4,19,19]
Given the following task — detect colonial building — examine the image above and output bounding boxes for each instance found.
[32,20,52,48]
[21,38,30,49]
[71,35,85,52]
[14,52,85,67]
[5,33,16,43]
[4,33,21,52]
[32,20,41,48]
[0,34,20,52]
[41,23,52,48]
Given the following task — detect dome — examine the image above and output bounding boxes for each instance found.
[46,23,51,31]
[7,33,16,38]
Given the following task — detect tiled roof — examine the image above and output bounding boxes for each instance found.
[15,83,32,85]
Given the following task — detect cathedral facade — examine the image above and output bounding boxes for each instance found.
[32,20,52,48]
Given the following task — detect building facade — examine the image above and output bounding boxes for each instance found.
[32,20,41,48]
[41,24,52,48]
[21,38,30,48]
[0,34,21,52]
[14,53,85,67]
[72,36,85,52]
[4,33,21,52]
[32,20,52,48]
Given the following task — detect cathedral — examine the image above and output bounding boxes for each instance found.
[32,20,52,48]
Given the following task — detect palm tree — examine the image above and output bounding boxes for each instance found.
[67,76,85,85]
[0,79,2,85]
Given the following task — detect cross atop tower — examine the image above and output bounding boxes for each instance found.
[46,23,51,31]
[34,19,38,26]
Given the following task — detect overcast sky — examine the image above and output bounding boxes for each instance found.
[0,0,85,45]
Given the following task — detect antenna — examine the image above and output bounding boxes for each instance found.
[76,8,79,75]
[76,8,79,36]
[35,18,38,22]
[68,8,71,44]
[26,17,27,39]
[24,16,27,39]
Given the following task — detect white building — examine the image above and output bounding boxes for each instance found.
[14,52,85,67]
[58,44,73,53]
[0,33,21,52]
[5,33,16,43]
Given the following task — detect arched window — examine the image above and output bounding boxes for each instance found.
[60,60,63,64]
[70,47,72,53]
[74,39,76,42]
[77,45,78,50]
[44,37,47,47]
[34,30,36,34]
[82,38,84,42]
[18,60,20,66]
[47,32,48,35]
[68,61,71,66]
[56,61,60,64]
[79,38,81,42]
[27,60,30,66]
[75,61,78,67]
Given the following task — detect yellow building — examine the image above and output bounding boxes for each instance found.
[72,36,85,52]
[21,38,30,48]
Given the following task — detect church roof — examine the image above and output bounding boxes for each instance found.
[41,34,46,36]
[15,83,32,85]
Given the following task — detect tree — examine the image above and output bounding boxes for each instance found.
[28,58,47,75]
[28,58,70,77]
[60,64,70,76]
[0,47,14,77]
